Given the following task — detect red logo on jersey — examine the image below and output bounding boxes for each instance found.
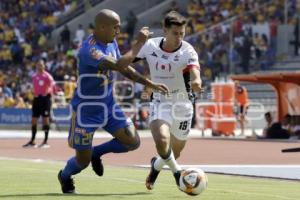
[155,62,172,72]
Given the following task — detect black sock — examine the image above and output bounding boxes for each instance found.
[43,125,50,143]
[30,125,37,142]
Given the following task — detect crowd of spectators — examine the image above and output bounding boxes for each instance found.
[0,0,82,108]
[182,0,298,84]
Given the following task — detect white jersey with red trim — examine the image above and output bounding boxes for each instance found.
[137,37,200,102]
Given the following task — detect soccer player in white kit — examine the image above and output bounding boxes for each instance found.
[135,11,202,189]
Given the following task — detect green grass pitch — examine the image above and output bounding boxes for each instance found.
[0,159,299,200]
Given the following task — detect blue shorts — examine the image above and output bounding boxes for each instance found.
[68,102,132,150]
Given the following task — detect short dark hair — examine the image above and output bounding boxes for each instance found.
[164,11,186,28]
[265,112,271,118]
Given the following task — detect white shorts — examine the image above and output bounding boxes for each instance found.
[149,100,194,140]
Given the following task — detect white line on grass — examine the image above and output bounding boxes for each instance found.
[1,158,299,200]
[137,164,300,168]
[3,166,299,200]
[207,188,299,200]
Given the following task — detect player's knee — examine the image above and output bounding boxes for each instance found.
[121,126,140,151]
[123,126,137,138]
[126,137,140,151]
[76,157,91,168]
[76,150,92,168]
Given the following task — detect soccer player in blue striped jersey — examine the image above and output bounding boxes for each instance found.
[58,9,169,194]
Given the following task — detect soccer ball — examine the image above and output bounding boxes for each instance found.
[179,168,208,196]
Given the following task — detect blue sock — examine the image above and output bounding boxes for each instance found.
[92,138,128,158]
[61,157,85,180]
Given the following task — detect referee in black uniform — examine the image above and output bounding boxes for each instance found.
[23,59,55,148]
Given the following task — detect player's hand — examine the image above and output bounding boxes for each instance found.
[136,27,153,44]
[149,82,169,95]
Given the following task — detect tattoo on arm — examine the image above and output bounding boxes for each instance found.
[120,66,152,86]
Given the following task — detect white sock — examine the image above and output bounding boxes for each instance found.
[153,156,165,171]
[162,151,181,173]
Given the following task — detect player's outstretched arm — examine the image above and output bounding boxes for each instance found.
[96,27,150,71]
[116,27,152,68]
[127,27,152,58]
[99,55,169,94]
[190,68,203,93]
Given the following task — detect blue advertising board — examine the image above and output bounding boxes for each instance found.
[0,107,72,125]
